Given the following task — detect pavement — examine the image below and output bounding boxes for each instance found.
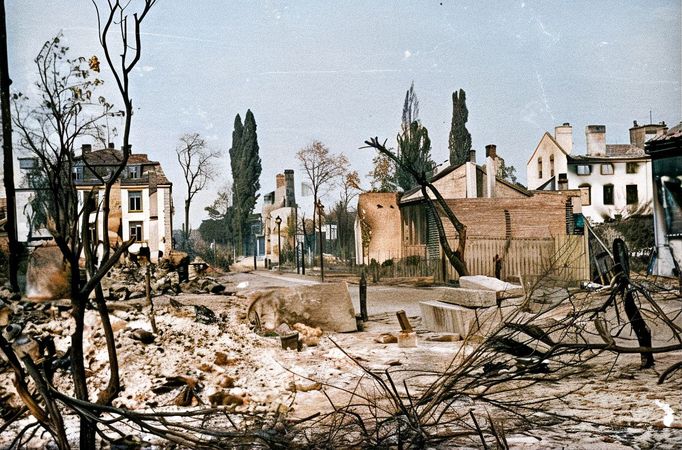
[220,269,445,318]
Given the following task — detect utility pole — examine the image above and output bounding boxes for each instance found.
[0,0,19,291]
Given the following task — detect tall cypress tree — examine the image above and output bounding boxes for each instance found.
[229,114,244,253]
[230,110,262,255]
[448,89,472,166]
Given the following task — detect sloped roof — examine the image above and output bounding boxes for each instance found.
[645,121,682,156]
[77,148,171,185]
[79,148,158,166]
[605,144,646,157]
[526,132,570,166]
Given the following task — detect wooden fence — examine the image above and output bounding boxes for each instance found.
[435,235,589,284]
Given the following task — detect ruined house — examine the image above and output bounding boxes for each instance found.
[527,121,668,222]
[16,143,173,261]
[356,146,588,281]
[262,170,297,264]
[354,192,401,265]
[644,121,682,277]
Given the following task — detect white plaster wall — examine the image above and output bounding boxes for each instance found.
[567,159,652,222]
[526,135,568,190]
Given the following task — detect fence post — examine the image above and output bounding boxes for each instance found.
[359,271,368,321]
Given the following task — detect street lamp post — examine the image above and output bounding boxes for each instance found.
[275,215,282,273]
[316,200,325,282]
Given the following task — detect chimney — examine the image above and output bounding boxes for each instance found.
[81,144,92,155]
[554,123,573,153]
[558,173,568,190]
[284,169,296,207]
[629,121,669,149]
[275,173,285,189]
[485,144,497,160]
[468,149,476,163]
[485,148,497,198]
[585,125,606,156]
[108,142,115,149]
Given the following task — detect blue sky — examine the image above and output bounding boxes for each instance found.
[6,0,681,227]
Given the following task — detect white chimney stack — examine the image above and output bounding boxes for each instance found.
[554,123,573,154]
[585,125,606,156]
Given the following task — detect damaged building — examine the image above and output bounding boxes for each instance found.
[16,143,173,261]
[527,121,668,222]
[356,145,588,282]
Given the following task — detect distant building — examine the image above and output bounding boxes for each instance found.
[16,143,173,261]
[527,121,668,222]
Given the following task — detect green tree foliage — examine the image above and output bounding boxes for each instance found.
[496,156,519,184]
[395,120,434,191]
[448,88,472,166]
[230,110,262,255]
[368,153,395,192]
[200,185,234,246]
[394,82,434,191]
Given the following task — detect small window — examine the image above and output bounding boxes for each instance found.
[603,184,614,205]
[577,165,591,175]
[600,163,614,175]
[86,191,99,212]
[128,166,141,179]
[626,162,639,174]
[129,221,143,242]
[549,154,555,178]
[579,183,591,206]
[537,157,543,179]
[73,166,84,181]
[626,185,638,205]
[128,191,142,212]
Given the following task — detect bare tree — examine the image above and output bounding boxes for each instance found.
[0,0,19,291]
[176,132,220,249]
[296,140,348,240]
[0,1,157,448]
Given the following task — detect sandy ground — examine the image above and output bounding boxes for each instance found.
[1,270,681,448]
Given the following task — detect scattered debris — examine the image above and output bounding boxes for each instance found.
[374,333,398,344]
[130,328,155,344]
[194,305,218,324]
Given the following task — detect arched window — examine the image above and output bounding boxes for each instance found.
[537,157,543,179]
[579,183,591,206]
[549,154,555,177]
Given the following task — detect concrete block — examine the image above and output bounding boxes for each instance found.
[438,288,498,308]
[420,301,478,335]
[459,275,524,299]
[420,301,506,337]
[247,282,357,332]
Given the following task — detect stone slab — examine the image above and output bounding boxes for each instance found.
[247,282,357,332]
[438,288,498,308]
[420,301,508,337]
[459,275,524,299]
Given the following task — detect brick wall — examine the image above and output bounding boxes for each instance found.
[357,192,402,263]
[440,190,580,239]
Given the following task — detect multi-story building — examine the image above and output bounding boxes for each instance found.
[527,121,668,222]
[16,143,173,261]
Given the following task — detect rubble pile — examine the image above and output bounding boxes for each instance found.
[100,257,230,301]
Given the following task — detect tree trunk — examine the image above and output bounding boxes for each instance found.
[184,198,190,250]
[0,1,19,291]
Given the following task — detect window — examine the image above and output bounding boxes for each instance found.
[626,162,639,174]
[128,191,142,211]
[85,191,99,212]
[537,157,543,179]
[603,184,614,205]
[576,164,591,175]
[72,166,84,181]
[129,221,143,242]
[626,185,638,205]
[127,165,140,179]
[600,163,614,175]
[579,183,591,206]
[549,154,555,178]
